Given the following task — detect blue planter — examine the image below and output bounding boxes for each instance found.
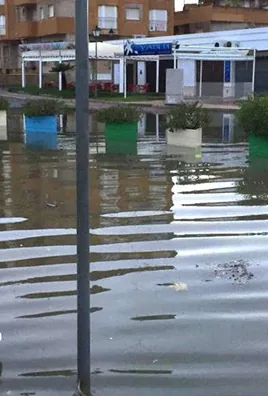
[25,131,57,150]
[24,115,57,133]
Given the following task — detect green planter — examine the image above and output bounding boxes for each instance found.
[105,122,137,142]
[105,122,137,154]
[249,134,268,158]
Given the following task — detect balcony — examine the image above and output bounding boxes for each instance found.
[98,17,117,30]
[37,17,74,36]
[13,0,36,5]
[175,4,268,26]
[149,20,167,32]
[14,20,38,38]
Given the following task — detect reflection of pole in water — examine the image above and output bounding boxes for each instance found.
[59,114,63,130]
[222,113,234,143]
[138,114,146,136]
[156,114,159,141]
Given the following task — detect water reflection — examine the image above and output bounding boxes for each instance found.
[5,109,245,147]
[2,107,268,396]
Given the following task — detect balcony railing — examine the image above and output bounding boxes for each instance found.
[98,17,117,30]
[149,20,167,32]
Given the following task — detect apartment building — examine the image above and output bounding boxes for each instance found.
[175,0,268,35]
[0,0,174,70]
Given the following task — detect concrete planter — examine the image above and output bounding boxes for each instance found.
[24,115,57,134]
[0,110,7,141]
[166,128,202,148]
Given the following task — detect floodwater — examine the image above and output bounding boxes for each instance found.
[1,110,268,396]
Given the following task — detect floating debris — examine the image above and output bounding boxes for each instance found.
[168,282,188,291]
[158,282,188,291]
[214,260,254,284]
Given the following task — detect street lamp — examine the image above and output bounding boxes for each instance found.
[92,25,101,96]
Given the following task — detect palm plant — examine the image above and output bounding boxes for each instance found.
[50,62,74,90]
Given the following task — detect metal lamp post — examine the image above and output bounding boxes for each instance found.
[75,0,90,394]
[92,25,101,97]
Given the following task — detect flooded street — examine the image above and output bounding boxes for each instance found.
[1,111,268,396]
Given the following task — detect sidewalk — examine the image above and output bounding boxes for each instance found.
[0,89,240,112]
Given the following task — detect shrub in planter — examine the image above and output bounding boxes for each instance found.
[235,95,268,157]
[163,102,210,148]
[96,106,142,142]
[23,99,63,134]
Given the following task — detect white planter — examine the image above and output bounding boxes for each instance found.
[166,128,202,148]
[0,110,7,141]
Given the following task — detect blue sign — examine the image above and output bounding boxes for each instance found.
[224,60,231,83]
[124,40,172,56]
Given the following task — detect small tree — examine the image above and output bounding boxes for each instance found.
[50,63,74,90]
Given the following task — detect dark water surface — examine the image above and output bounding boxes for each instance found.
[1,111,268,395]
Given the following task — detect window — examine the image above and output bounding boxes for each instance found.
[15,6,20,21]
[48,4,54,18]
[125,7,140,21]
[0,0,5,4]
[40,7,44,20]
[149,9,167,32]
[98,5,117,29]
[0,15,5,35]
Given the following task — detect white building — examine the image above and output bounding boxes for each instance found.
[110,26,268,98]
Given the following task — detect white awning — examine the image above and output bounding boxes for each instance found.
[173,45,255,61]
[21,42,122,62]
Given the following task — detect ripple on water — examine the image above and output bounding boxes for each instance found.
[1,139,268,396]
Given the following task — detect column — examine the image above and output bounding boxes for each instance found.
[59,61,62,91]
[119,57,124,93]
[223,60,235,98]
[156,58,159,93]
[38,59,42,89]
[22,60,25,88]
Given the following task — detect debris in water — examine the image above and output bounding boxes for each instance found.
[214,260,254,284]
[168,282,188,291]
[157,282,188,291]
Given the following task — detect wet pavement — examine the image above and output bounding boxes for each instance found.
[1,110,268,396]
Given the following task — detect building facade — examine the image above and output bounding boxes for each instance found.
[174,0,268,35]
[0,0,174,70]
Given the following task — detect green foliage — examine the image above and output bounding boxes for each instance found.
[0,97,9,111]
[8,86,75,99]
[235,95,268,137]
[96,106,142,124]
[224,0,242,7]
[23,99,64,117]
[163,102,210,132]
[50,63,74,73]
